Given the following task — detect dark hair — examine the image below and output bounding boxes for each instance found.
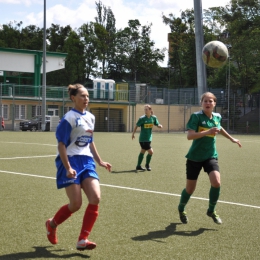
[68,84,85,100]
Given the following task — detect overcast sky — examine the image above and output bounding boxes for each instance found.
[0,0,230,66]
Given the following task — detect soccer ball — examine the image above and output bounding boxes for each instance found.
[202,41,229,68]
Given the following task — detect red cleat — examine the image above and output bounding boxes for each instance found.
[45,219,58,244]
[76,239,96,251]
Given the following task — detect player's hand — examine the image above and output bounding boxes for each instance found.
[132,134,135,140]
[66,167,77,178]
[99,161,112,172]
[209,127,220,135]
[158,124,163,129]
[231,138,242,148]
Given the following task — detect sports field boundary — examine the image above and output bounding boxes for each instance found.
[1,169,259,210]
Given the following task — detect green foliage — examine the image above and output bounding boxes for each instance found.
[162,10,197,87]
[78,22,99,80]
[63,31,86,84]
[162,0,260,94]
[2,1,260,91]
[212,0,260,93]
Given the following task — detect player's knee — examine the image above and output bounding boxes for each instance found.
[148,149,153,155]
[186,187,195,194]
[212,181,221,188]
[210,177,221,188]
[69,202,82,212]
[89,195,100,205]
[209,171,221,187]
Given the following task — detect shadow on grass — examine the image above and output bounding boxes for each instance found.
[0,246,90,259]
[111,169,139,174]
[132,223,217,242]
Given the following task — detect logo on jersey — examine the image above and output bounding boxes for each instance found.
[144,124,153,128]
[198,126,215,138]
[75,118,82,127]
[75,130,93,147]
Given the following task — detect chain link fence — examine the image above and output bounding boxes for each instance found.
[1,83,259,134]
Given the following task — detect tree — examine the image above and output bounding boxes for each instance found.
[47,24,72,52]
[207,0,260,93]
[63,31,86,84]
[20,25,43,50]
[117,19,164,83]
[0,21,23,48]
[78,22,99,80]
[162,10,197,88]
[46,24,72,86]
[94,0,117,78]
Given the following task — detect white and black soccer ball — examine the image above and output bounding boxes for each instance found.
[202,41,229,68]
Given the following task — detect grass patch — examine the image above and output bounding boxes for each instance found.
[0,132,259,259]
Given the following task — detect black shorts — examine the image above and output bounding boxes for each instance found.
[139,142,151,150]
[186,158,219,180]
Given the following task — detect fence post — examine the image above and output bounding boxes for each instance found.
[184,92,186,133]
[12,84,15,131]
[167,90,170,133]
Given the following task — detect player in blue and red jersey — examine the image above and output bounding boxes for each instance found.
[45,84,111,251]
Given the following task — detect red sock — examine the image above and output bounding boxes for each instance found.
[53,204,72,226]
[78,204,99,241]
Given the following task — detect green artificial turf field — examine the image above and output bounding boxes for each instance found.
[0,131,259,260]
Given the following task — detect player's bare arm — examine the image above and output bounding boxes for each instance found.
[58,142,77,178]
[220,128,242,147]
[90,142,112,172]
[132,126,138,140]
[187,128,221,140]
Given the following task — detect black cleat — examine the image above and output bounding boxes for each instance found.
[179,211,188,224]
[145,164,151,171]
[136,165,146,171]
[207,210,222,224]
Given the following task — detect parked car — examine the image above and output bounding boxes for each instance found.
[19,116,51,131]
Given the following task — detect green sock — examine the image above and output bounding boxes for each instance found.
[208,186,221,212]
[146,154,152,165]
[178,188,191,212]
[137,153,144,166]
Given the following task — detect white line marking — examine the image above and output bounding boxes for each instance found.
[0,170,259,209]
[101,184,260,209]
[0,155,56,160]
[0,170,55,179]
[0,141,56,146]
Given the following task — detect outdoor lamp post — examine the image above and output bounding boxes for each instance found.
[226,44,232,131]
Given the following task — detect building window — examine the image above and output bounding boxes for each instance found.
[15,105,25,119]
[1,105,8,119]
[32,105,41,117]
[64,107,73,114]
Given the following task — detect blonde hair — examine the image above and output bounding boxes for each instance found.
[144,104,154,115]
[68,84,86,100]
[200,92,217,103]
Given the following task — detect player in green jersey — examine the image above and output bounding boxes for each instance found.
[178,92,242,224]
[132,104,163,171]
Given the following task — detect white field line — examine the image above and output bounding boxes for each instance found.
[0,141,56,146]
[0,155,56,160]
[0,170,259,209]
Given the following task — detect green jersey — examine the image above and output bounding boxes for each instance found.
[185,110,222,162]
[136,115,160,142]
